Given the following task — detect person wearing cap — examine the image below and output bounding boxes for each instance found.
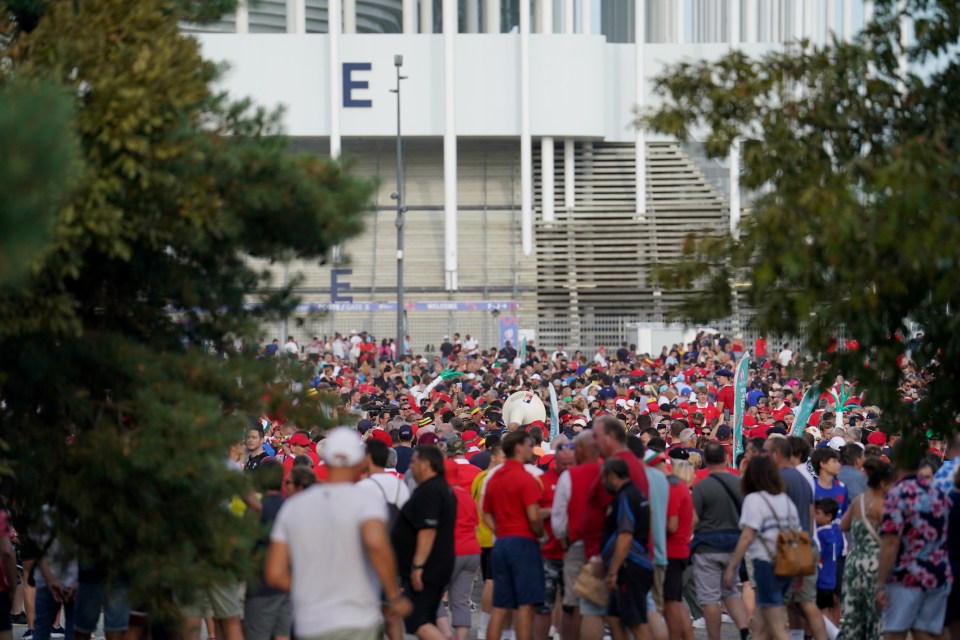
[442,433,481,493]
[390,445,457,640]
[280,432,324,492]
[714,370,734,419]
[393,424,415,475]
[646,449,694,640]
[266,427,411,640]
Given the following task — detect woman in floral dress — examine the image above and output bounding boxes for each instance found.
[837,458,895,640]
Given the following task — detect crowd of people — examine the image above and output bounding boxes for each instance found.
[5,329,959,640]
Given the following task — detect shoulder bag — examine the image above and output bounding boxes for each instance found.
[757,493,816,577]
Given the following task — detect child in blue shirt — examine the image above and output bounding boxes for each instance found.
[815,497,842,624]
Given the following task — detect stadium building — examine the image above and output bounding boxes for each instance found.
[188,1,869,350]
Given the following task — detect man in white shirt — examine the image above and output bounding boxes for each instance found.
[283,336,299,357]
[778,343,794,367]
[266,428,411,640]
[463,334,479,356]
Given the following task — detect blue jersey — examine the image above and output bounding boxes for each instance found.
[815,478,850,521]
[816,523,842,591]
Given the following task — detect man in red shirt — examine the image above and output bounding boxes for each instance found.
[534,446,575,640]
[579,417,650,639]
[715,370,735,419]
[482,431,545,640]
[770,391,792,422]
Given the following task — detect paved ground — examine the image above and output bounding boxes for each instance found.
[10,594,744,640]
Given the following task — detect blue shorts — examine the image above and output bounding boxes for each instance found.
[492,537,545,609]
[882,583,950,635]
[751,560,792,609]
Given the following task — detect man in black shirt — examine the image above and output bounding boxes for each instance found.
[244,460,291,640]
[244,424,271,472]
[601,457,654,640]
[390,445,456,640]
[616,342,631,364]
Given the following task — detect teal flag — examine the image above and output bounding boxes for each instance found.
[548,384,560,440]
[732,352,750,461]
[792,384,820,437]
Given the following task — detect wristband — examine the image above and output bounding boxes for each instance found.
[412,563,425,570]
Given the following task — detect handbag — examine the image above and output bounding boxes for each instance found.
[757,494,816,577]
[572,560,609,607]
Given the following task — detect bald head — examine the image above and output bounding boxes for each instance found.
[574,430,599,463]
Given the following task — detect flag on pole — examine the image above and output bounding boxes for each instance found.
[548,384,560,440]
[792,384,820,437]
[732,352,750,462]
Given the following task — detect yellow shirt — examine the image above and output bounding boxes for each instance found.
[472,468,494,548]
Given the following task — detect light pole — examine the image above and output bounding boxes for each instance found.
[390,55,407,359]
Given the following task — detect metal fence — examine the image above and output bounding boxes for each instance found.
[276,311,819,357]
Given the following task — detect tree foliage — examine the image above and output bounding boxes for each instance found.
[642,0,960,436]
[0,0,371,616]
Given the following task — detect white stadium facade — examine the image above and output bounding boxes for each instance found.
[188,0,870,350]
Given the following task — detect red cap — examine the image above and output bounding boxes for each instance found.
[366,429,393,447]
[462,429,481,447]
[867,431,887,446]
[289,433,311,446]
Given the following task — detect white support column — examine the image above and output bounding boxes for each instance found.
[443,0,458,289]
[804,0,816,42]
[635,0,646,217]
[540,0,552,33]
[466,0,479,32]
[520,0,533,255]
[794,0,803,41]
[343,0,356,33]
[564,0,574,34]
[420,0,433,33]
[730,139,741,237]
[864,0,874,27]
[745,0,757,42]
[676,0,685,42]
[541,0,555,223]
[826,0,836,39]
[581,0,591,34]
[286,0,306,33]
[842,0,853,40]
[329,0,342,159]
[729,0,741,238]
[403,0,416,33]
[729,0,740,44]
[486,0,500,32]
[542,139,555,222]
[564,141,575,209]
[235,0,249,33]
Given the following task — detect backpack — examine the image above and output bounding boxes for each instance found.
[374,478,402,529]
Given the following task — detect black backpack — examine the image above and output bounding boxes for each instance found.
[375,478,402,529]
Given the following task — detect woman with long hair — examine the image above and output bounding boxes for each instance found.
[723,456,800,640]
[837,457,895,640]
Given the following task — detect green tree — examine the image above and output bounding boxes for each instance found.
[643,0,960,438]
[0,0,371,616]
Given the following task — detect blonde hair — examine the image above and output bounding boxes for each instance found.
[672,459,696,487]
[687,452,703,470]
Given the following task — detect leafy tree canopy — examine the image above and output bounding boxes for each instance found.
[0,0,371,617]
[643,0,960,438]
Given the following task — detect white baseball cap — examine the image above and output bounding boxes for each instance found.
[321,427,366,467]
